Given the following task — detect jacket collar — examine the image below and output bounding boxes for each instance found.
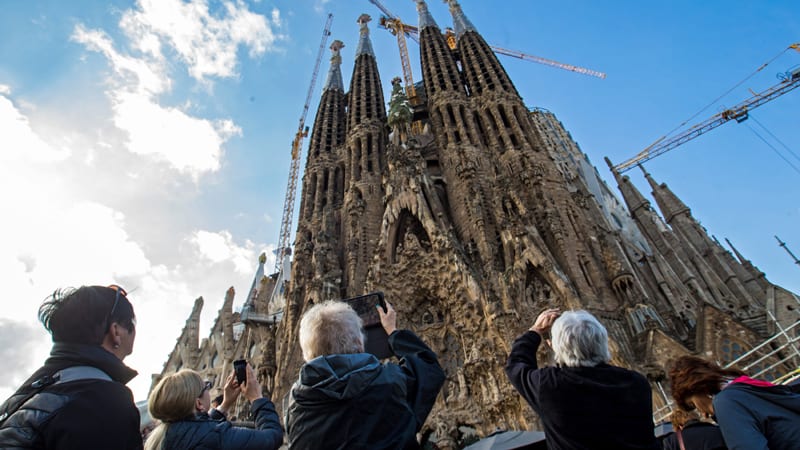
[45,342,138,384]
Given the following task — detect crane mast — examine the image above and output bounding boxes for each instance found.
[614,52,800,172]
[275,13,333,273]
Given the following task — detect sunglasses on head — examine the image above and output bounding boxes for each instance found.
[106,284,133,331]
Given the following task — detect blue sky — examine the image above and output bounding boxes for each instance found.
[1,0,798,402]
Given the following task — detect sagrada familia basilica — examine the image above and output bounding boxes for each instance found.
[152,1,799,447]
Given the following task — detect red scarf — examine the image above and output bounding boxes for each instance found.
[729,375,775,388]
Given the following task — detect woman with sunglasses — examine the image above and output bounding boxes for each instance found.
[145,364,282,450]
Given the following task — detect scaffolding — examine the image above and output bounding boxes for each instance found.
[653,297,800,424]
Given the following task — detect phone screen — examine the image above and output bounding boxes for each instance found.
[233,359,246,384]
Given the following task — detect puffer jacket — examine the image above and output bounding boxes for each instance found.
[285,329,445,450]
[162,398,283,450]
[0,343,142,449]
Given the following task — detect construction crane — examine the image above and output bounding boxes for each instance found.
[368,0,606,81]
[274,13,333,273]
[614,44,800,173]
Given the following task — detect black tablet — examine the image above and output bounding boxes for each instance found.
[342,292,392,359]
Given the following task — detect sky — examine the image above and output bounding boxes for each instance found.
[1,0,798,403]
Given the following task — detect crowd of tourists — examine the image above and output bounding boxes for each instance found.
[0,284,797,449]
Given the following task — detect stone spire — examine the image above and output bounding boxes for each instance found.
[323,40,345,92]
[416,0,463,97]
[641,165,690,224]
[451,0,518,98]
[298,40,347,226]
[606,159,651,215]
[348,15,386,128]
[355,14,375,58]
[414,0,438,30]
[343,13,387,294]
[445,0,476,37]
[242,253,267,313]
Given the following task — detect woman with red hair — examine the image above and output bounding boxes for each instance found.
[668,355,800,450]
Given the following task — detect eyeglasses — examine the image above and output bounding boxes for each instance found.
[105,284,131,331]
[199,380,213,397]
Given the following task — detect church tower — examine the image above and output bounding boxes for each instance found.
[342,15,388,295]
[157,4,800,447]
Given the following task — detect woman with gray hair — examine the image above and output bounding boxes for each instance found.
[505,309,659,450]
[286,299,445,449]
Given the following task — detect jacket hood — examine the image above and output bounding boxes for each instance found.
[293,353,383,405]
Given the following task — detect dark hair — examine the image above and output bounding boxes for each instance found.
[668,355,744,410]
[212,395,223,406]
[38,285,135,345]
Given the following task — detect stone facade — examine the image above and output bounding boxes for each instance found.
[154,1,800,447]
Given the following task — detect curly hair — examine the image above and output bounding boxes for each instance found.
[668,355,744,410]
[669,408,699,430]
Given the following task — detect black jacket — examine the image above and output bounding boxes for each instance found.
[0,343,142,449]
[286,329,445,450]
[505,331,659,450]
[661,420,727,450]
[162,398,283,450]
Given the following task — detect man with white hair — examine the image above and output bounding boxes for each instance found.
[286,299,445,449]
[505,309,659,450]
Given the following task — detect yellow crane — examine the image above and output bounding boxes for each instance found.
[274,13,333,273]
[613,44,800,173]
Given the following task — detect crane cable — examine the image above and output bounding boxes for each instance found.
[750,115,800,164]
[744,116,800,176]
[658,45,795,142]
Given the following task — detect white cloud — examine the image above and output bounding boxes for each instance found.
[111,91,240,175]
[0,92,69,163]
[120,0,281,82]
[271,8,282,27]
[0,0,279,403]
[314,0,332,13]
[72,24,170,96]
[71,0,281,178]
[190,230,258,275]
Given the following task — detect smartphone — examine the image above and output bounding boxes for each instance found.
[342,292,386,327]
[233,359,247,385]
[342,292,391,359]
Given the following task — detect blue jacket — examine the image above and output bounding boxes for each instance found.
[712,382,800,450]
[286,329,445,450]
[163,397,283,450]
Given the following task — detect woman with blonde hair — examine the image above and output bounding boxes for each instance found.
[144,363,282,450]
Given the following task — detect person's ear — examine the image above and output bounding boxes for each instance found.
[109,323,124,348]
[195,397,205,413]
